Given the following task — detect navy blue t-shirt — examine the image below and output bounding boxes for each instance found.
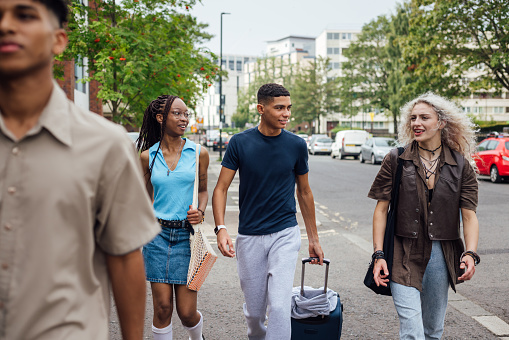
[221,127,309,235]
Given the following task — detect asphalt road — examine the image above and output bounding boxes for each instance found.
[110,149,508,340]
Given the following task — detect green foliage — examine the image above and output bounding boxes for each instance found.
[58,0,224,126]
[340,4,419,134]
[290,57,340,133]
[405,0,509,93]
[234,57,294,128]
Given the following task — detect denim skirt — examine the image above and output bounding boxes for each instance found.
[143,226,191,285]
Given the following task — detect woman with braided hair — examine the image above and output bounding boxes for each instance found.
[137,95,209,340]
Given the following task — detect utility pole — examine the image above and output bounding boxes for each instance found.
[219,12,230,160]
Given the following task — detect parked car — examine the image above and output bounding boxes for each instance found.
[127,132,139,146]
[331,130,370,159]
[212,135,231,151]
[307,134,327,153]
[309,137,333,155]
[205,130,220,147]
[360,137,398,165]
[474,135,509,183]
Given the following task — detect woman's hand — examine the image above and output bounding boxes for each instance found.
[373,258,390,287]
[187,205,203,225]
[458,255,476,281]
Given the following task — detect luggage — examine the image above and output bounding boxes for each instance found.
[291,258,343,340]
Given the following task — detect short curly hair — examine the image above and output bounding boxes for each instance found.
[398,92,478,167]
[37,0,69,27]
[257,83,290,104]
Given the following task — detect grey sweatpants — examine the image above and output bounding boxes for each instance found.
[236,225,301,340]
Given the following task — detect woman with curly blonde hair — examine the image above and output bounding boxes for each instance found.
[368,92,480,339]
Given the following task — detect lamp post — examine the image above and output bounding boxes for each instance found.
[219,12,230,160]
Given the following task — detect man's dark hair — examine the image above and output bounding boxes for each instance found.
[257,83,290,105]
[36,0,69,27]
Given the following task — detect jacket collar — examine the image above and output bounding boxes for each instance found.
[400,140,457,168]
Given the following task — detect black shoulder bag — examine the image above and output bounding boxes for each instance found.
[363,147,405,296]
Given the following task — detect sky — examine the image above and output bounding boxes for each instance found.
[191,0,402,56]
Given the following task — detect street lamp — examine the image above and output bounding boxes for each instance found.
[219,12,230,160]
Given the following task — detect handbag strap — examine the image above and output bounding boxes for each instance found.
[390,147,405,207]
[191,144,200,229]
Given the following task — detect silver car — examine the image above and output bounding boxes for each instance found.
[309,137,333,155]
[360,137,398,164]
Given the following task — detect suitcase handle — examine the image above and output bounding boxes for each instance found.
[300,257,331,296]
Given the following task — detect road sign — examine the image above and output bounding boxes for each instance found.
[369,112,375,121]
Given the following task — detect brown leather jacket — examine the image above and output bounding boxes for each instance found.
[396,144,465,240]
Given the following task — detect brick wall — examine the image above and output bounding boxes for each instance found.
[55,59,103,116]
[55,60,74,102]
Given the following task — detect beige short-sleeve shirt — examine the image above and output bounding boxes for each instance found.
[0,83,160,339]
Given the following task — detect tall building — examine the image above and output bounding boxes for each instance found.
[266,36,315,57]
[194,55,257,130]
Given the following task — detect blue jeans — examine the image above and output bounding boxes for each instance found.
[390,241,449,340]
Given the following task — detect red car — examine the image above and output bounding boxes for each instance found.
[474,135,509,183]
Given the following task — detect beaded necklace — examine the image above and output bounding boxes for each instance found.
[418,143,442,156]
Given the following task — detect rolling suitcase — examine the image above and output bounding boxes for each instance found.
[291,258,343,340]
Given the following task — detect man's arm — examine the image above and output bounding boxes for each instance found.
[212,166,237,257]
[295,173,324,265]
[106,249,146,340]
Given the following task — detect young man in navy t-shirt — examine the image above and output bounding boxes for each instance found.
[212,83,324,340]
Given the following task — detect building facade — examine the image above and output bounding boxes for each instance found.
[194,55,257,130]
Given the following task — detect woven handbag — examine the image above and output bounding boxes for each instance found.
[187,144,217,291]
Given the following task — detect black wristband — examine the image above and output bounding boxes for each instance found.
[461,250,480,266]
[372,250,385,261]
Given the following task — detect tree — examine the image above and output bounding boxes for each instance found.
[233,57,293,128]
[290,57,340,133]
[60,0,222,126]
[340,4,423,133]
[404,0,509,95]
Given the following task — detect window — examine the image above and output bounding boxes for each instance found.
[327,33,333,39]
[476,140,489,152]
[332,62,340,69]
[463,107,471,113]
[327,47,333,54]
[486,140,499,151]
[228,60,234,71]
[334,48,340,54]
[236,60,242,71]
[493,107,504,114]
[74,56,86,93]
[328,32,339,40]
[334,33,339,39]
[342,33,352,40]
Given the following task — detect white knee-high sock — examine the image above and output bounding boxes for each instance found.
[183,310,203,340]
[152,323,172,340]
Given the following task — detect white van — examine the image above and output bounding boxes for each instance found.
[331,130,370,159]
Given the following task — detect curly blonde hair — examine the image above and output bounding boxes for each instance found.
[398,92,478,167]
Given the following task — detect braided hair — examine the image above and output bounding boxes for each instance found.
[137,95,179,175]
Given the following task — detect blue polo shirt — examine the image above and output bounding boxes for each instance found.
[222,128,309,235]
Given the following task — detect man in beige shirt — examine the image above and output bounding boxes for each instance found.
[0,1,160,339]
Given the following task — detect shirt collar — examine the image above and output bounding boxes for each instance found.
[400,140,457,167]
[0,81,72,145]
[38,81,73,146]
[149,138,196,156]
